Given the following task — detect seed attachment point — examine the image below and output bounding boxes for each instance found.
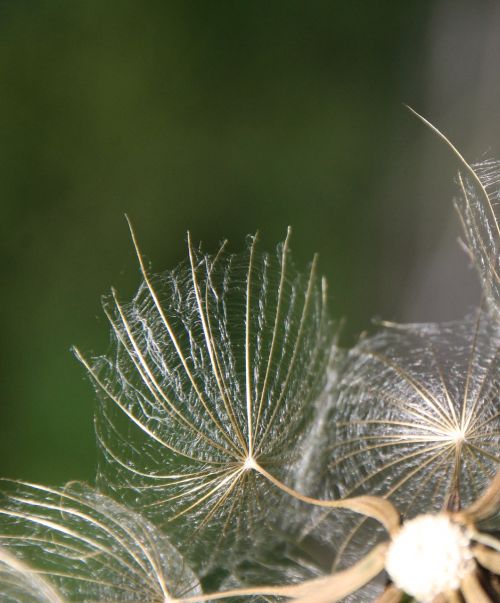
[243,456,258,471]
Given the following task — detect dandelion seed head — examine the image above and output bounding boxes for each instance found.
[386,513,474,602]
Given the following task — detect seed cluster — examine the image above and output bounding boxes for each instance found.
[386,514,475,602]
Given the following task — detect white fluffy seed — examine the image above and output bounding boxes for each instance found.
[385,513,474,602]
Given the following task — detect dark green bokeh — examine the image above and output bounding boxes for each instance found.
[1,1,496,485]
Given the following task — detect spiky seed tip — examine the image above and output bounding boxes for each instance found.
[385,513,474,602]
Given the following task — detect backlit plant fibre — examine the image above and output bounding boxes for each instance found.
[0,114,498,602]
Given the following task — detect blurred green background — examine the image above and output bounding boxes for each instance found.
[1,1,499,485]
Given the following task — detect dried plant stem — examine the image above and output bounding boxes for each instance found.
[455,470,500,524]
[174,543,388,603]
[460,571,491,603]
[252,461,400,535]
[472,545,500,573]
[374,584,404,603]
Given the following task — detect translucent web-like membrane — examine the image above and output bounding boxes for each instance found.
[0,481,201,601]
[75,230,333,570]
[456,160,500,321]
[306,311,499,573]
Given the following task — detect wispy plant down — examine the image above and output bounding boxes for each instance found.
[457,158,500,321]
[292,312,499,582]
[0,114,498,602]
[75,226,334,568]
[331,312,498,510]
[0,481,201,602]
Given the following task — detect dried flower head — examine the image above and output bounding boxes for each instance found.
[384,513,474,600]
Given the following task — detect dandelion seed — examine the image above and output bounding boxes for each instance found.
[0,480,201,602]
[55,113,497,600]
[298,312,498,575]
[75,226,334,570]
[334,313,498,508]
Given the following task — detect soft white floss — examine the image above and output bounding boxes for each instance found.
[385,513,474,602]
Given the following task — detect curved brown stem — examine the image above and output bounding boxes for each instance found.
[456,470,500,524]
[254,462,401,535]
[173,543,388,603]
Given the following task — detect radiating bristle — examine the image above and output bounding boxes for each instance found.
[0,480,201,602]
[290,311,498,575]
[76,231,334,571]
[456,163,500,321]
